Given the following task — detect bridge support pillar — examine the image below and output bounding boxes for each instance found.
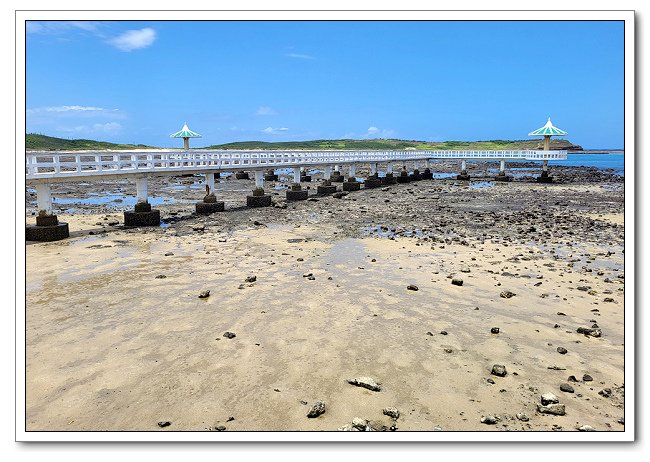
[370,163,378,175]
[410,168,422,181]
[397,166,410,183]
[331,166,344,182]
[300,168,312,183]
[323,165,332,180]
[26,182,69,241]
[293,167,302,184]
[381,162,396,184]
[247,171,272,207]
[536,159,553,183]
[317,179,338,195]
[457,159,470,180]
[125,176,160,226]
[196,172,225,214]
[349,164,357,178]
[286,182,309,201]
[494,159,511,182]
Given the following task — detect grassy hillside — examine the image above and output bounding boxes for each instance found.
[205,138,582,151]
[26,134,154,151]
[26,133,582,151]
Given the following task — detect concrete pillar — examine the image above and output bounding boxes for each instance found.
[293,167,301,183]
[35,183,53,215]
[461,159,467,172]
[183,137,189,150]
[543,135,551,151]
[324,165,332,180]
[500,159,506,173]
[254,170,265,188]
[386,162,393,174]
[370,163,377,175]
[349,164,357,177]
[206,172,215,194]
[334,164,340,172]
[425,159,431,169]
[136,177,148,203]
[542,159,549,171]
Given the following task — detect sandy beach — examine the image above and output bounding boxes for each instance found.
[25,164,625,432]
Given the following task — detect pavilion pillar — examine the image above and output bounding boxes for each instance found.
[183,137,189,150]
[543,135,551,151]
[536,158,553,183]
[125,175,160,226]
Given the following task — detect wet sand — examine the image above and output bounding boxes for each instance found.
[25,165,625,432]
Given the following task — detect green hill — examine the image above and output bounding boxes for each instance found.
[26,134,154,151]
[205,138,582,151]
[26,133,582,151]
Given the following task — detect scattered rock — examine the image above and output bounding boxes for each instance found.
[215,425,226,431]
[491,364,507,377]
[155,274,167,279]
[598,388,612,398]
[223,332,236,339]
[481,415,499,425]
[307,401,326,418]
[568,375,578,382]
[560,383,575,393]
[347,376,381,392]
[500,290,516,299]
[491,327,500,334]
[407,284,419,291]
[557,347,568,354]
[577,327,602,337]
[578,425,596,431]
[516,413,530,422]
[245,275,257,283]
[583,374,593,382]
[352,417,369,430]
[157,421,171,428]
[451,278,463,286]
[383,407,400,419]
[164,252,174,256]
[440,330,448,335]
[198,290,210,299]
[541,392,560,405]
[537,403,566,416]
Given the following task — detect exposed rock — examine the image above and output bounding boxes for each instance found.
[516,413,530,422]
[578,425,596,431]
[352,417,368,430]
[337,424,360,431]
[557,347,568,354]
[481,415,499,425]
[541,392,560,405]
[347,376,381,391]
[307,401,326,418]
[451,278,463,286]
[598,388,612,398]
[245,275,257,283]
[407,284,419,291]
[491,364,507,377]
[577,327,602,337]
[583,374,594,382]
[198,290,210,299]
[383,407,400,419]
[500,290,516,299]
[537,403,566,416]
[560,383,575,393]
[157,421,171,428]
[491,327,500,334]
[223,331,236,339]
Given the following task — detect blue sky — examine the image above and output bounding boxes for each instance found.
[26,20,624,148]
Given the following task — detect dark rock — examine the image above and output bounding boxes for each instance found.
[157,421,171,428]
[557,347,568,354]
[215,425,226,431]
[491,327,500,334]
[516,413,530,422]
[383,407,400,419]
[481,415,499,425]
[560,383,574,393]
[451,278,463,286]
[407,284,419,291]
[198,290,210,299]
[598,388,612,398]
[223,332,236,339]
[577,327,602,337]
[568,375,578,382]
[155,275,167,279]
[245,275,257,283]
[440,331,448,335]
[583,374,593,382]
[491,364,507,377]
[307,401,326,418]
[500,290,516,299]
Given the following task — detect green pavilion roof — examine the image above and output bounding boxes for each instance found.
[170,123,201,138]
[528,117,567,136]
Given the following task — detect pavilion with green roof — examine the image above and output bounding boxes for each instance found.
[528,117,568,151]
[170,123,201,150]
[529,117,568,183]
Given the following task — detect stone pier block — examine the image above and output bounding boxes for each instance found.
[331,172,344,183]
[342,181,361,191]
[363,176,382,189]
[300,175,312,182]
[246,195,272,207]
[536,171,553,183]
[195,201,225,214]
[494,173,511,182]
[421,168,433,180]
[124,202,161,227]
[317,184,338,195]
[381,173,397,185]
[26,214,69,242]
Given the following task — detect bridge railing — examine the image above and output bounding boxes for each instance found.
[25,149,568,180]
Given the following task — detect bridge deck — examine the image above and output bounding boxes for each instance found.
[25,149,567,183]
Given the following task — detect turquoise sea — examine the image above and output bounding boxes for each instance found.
[552,153,624,175]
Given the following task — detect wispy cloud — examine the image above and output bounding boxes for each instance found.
[365,126,395,138]
[57,122,122,134]
[108,28,156,52]
[255,106,277,116]
[261,127,289,134]
[286,53,315,60]
[26,21,102,34]
[27,105,117,114]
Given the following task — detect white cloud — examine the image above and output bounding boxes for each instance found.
[365,126,395,139]
[261,127,289,134]
[26,21,101,34]
[57,122,122,134]
[27,105,115,114]
[108,28,156,52]
[255,106,277,116]
[367,126,379,135]
[286,53,315,60]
